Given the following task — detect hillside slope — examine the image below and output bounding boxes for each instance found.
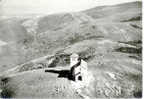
[0,1,142,98]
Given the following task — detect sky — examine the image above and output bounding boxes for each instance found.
[0,0,141,16]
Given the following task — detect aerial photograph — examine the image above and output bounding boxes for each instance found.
[0,0,142,98]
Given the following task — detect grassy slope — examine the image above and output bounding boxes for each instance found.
[0,69,80,98]
[0,1,142,98]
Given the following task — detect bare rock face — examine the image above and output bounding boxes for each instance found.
[0,1,142,98]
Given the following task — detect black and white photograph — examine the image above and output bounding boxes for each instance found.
[0,0,142,98]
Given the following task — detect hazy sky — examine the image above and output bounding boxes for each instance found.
[1,0,141,15]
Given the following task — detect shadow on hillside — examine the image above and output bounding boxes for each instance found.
[45,69,73,81]
[0,77,16,98]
